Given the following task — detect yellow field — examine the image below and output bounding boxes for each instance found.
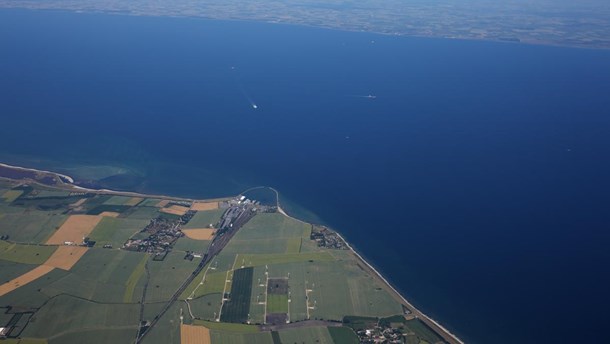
[156,200,170,207]
[99,211,121,218]
[44,246,88,270]
[180,324,211,344]
[182,228,216,240]
[160,205,190,216]
[190,202,219,211]
[0,265,55,297]
[2,190,23,203]
[45,215,102,245]
[125,197,144,206]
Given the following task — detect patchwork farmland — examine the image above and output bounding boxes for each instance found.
[0,174,456,344]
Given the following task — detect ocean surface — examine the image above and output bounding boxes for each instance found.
[2,9,610,343]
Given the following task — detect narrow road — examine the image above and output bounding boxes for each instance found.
[136,209,254,343]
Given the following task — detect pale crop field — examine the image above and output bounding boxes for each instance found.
[45,215,102,245]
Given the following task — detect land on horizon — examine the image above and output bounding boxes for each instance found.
[1,0,609,49]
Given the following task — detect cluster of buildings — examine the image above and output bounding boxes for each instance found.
[310,225,348,249]
[122,216,185,258]
[216,196,268,234]
[356,326,405,344]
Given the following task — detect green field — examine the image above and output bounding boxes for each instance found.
[88,216,149,247]
[223,238,301,255]
[328,326,359,344]
[278,326,335,344]
[0,260,42,283]
[183,208,226,229]
[2,189,23,203]
[140,303,182,344]
[102,195,133,205]
[210,331,273,344]
[182,269,227,300]
[220,267,254,323]
[173,236,210,253]
[307,260,402,320]
[234,213,311,240]
[0,211,67,243]
[267,294,289,313]
[124,253,149,302]
[194,320,260,333]
[189,292,223,320]
[402,318,444,344]
[0,268,69,309]
[285,237,302,253]
[119,206,160,220]
[86,204,131,215]
[0,242,57,264]
[23,294,139,338]
[1,339,48,344]
[41,249,148,303]
[145,251,199,303]
[48,328,136,344]
[237,251,334,267]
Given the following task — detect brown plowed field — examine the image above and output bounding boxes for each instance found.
[180,324,211,344]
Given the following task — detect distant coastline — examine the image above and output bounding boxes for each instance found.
[0,5,609,50]
[0,160,464,343]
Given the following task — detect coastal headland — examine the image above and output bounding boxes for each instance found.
[0,161,463,344]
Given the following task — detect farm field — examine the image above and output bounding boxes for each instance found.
[0,211,67,243]
[181,324,211,344]
[278,326,335,344]
[220,267,254,323]
[182,228,215,241]
[0,242,57,265]
[0,261,42,283]
[22,294,139,338]
[45,215,102,245]
[0,265,55,297]
[183,209,225,229]
[41,248,148,303]
[145,251,199,303]
[1,190,23,203]
[0,179,420,344]
[190,201,218,211]
[43,246,88,270]
[87,216,149,247]
[0,268,69,308]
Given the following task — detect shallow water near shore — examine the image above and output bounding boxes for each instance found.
[2,9,610,343]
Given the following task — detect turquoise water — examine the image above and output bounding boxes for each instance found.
[2,9,610,343]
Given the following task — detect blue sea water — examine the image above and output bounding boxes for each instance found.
[1,9,610,343]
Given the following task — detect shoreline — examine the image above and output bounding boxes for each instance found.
[0,161,232,203]
[1,161,464,343]
[0,6,609,51]
[270,187,464,344]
